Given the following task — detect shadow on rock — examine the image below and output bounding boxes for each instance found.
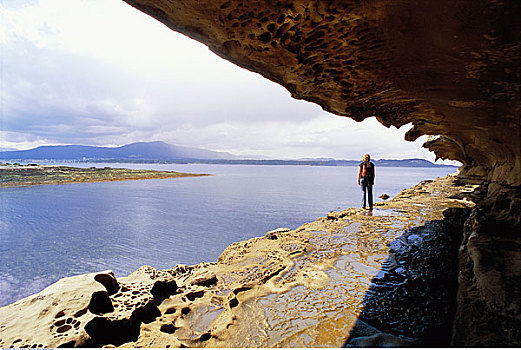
[344,207,471,347]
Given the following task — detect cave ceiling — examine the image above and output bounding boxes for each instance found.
[123,0,520,185]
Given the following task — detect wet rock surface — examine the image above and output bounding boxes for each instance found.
[347,207,469,346]
[0,175,479,348]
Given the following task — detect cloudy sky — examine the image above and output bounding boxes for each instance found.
[1,0,453,162]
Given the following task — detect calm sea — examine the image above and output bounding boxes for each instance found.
[0,163,455,306]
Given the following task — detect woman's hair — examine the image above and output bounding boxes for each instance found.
[362,153,371,162]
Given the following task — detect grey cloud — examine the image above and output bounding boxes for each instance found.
[2,32,322,148]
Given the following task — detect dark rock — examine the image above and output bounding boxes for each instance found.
[84,317,139,347]
[229,297,239,308]
[190,273,218,287]
[150,280,179,302]
[160,324,177,334]
[186,290,204,301]
[94,272,119,295]
[88,291,114,315]
[131,300,161,324]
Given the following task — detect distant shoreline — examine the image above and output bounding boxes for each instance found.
[0,141,460,168]
[0,164,210,187]
[0,158,459,168]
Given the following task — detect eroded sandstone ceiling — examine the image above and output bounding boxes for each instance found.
[123,0,520,186]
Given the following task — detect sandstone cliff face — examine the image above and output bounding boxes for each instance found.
[121,0,520,346]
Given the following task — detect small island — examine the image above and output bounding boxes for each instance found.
[0,163,210,187]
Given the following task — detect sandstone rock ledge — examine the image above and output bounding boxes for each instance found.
[0,175,478,348]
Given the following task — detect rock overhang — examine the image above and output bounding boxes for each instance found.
[122,0,520,186]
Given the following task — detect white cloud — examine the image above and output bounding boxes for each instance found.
[148,115,439,161]
[0,0,455,164]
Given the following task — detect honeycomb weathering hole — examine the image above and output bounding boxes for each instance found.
[84,317,140,347]
[94,272,120,295]
[88,291,114,315]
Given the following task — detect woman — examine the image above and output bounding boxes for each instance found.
[357,153,375,210]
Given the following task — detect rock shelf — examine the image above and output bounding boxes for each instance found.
[0,175,479,347]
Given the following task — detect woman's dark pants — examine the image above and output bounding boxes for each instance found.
[360,178,373,210]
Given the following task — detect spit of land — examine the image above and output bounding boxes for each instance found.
[0,163,209,187]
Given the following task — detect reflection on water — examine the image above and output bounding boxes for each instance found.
[0,164,454,306]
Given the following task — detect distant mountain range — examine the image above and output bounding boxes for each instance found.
[0,141,239,161]
[0,141,457,167]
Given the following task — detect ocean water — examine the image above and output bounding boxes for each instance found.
[0,163,456,306]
